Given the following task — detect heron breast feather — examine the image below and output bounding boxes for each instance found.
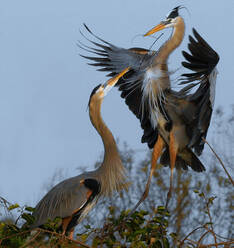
[144,68,163,82]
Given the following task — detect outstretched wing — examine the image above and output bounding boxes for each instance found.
[79,24,156,78]
[80,24,159,148]
[180,28,219,155]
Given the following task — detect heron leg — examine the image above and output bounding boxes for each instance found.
[129,135,164,214]
[165,132,178,209]
[62,216,72,236]
[68,228,75,239]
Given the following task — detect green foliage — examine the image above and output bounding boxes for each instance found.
[1,197,233,247]
[0,204,34,247]
[90,207,170,247]
[0,205,173,247]
[7,204,20,211]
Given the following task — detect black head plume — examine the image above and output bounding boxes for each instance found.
[88,84,102,107]
[167,6,181,19]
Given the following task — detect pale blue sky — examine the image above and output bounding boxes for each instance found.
[0,0,233,206]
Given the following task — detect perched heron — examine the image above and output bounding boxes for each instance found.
[80,6,219,210]
[31,68,129,238]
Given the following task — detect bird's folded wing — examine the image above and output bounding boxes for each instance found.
[32,176,90,228]
[180,28,219,155]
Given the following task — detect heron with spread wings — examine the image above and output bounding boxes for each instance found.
[31,68,129,238]
[80,6,219,210]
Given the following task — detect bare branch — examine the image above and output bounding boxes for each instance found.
[203,138,234,186]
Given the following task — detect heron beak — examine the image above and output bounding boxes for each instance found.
[103,67,130,95]
[144,22,166,36]
[107,67,130,87]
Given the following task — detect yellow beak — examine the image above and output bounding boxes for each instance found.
[144,23,166,36]
[106,67,130,87]
[103,67,130,96]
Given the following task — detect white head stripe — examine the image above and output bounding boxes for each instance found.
[104,83,115,96]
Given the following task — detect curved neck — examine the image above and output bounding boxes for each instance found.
[156,17,185,63]
[89,98,127,196]
[89,100,119,160]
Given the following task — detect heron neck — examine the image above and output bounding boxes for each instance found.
[156,17,185,63]
[89,100,127,196]
[90,101,119,159]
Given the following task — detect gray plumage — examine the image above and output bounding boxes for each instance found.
[32,172,95,228]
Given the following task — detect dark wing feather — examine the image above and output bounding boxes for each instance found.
[80,25,158,148]
[180,28,219,155]
[79,24,156,79]
[117,71,158,148]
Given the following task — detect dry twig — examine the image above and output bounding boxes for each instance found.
[36,228,91,248]
[203,138,234,186]
[179,225,205,247]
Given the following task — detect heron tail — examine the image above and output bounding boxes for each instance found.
[160,147,205,172]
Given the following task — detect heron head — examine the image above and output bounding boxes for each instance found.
[88,67,130,106]
[144,6,182,36]
[88,83,103,107]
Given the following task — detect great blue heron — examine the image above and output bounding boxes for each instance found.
[31,68,129,238]
[80,6,219,210]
